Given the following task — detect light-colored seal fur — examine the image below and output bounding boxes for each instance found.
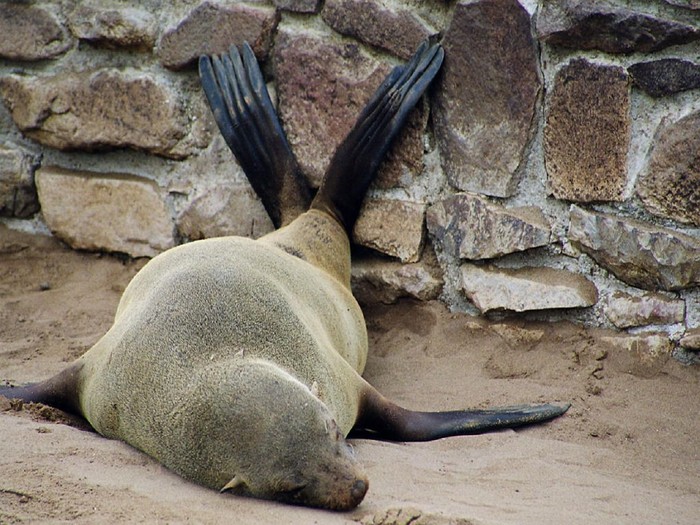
[1,41,568,511]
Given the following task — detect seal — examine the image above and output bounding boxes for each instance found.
[0,41,569,511]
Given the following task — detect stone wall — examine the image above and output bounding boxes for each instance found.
[1,0,698,362]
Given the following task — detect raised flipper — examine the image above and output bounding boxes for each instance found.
[0,363,83,416]
[199,43,311,228]
[311,40,445,233]
[349,387,570,441]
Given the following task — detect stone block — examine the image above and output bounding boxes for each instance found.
[426,193,551,260]
[36,166,174,258]
[272,0,322,13]
[273,30,392,186]
[68,5,157,50]
[568,206,700,291]
[353,199,426,263]
[351,257,443,304]
[599,333,672,378]
[0,71,190,159]
[537,1,700,54]
[0,145,40,219]
[177,182,273,241]
[0,4,73,61]
[679,329,700,350]
[433,0,539,198]
[629,59,700,98]
[460,264,598,313]
[322,0,436,60]
[637,110,700,227]
[604,291,685,329]
[157,1,278,69]
[544,59,629,202]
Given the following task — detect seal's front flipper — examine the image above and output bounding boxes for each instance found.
[350,387,570,441]
[199,43,311,228]
[312,40,444,232]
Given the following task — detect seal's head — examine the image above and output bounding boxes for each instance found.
[212,360,368,510]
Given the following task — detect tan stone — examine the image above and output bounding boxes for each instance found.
[322,0,436,60]
[637,110,700,227]
[272,0,322,13]
[0,4,73,61]
[68,5,156,50]
[604,291,685,329]
[157,1,278,69]
[461,264,598,313]
[351,256,443,305]
[433,0,540,197]
[599,333,672,379]
[353,199,426,263]
[544,59,629,202]
[679,328,700,350]
[0,145,40,218]
[36,166,174,258]
[0,71,190,159]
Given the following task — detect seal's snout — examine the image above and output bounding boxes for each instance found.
[350,478,368,506]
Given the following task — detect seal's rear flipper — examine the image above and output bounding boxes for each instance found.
[312,40,444,232]
[350,388,570,441]
[199,43,311,228]
[0,363,83,416]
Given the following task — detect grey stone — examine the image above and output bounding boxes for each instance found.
[537,1,700,54]
[157,1,278,69]
[0,4,73,61]
[68,5,157,50]
[629,59,700,98]
[433,0,540,198]
[544,59,629,202]
[353,199,426,263]
[0,144,40,218]
[460,264,598,313]
[0,70,191,159]
[36,166,174,258]
[177,182,273,241]
[322,0,435,60]
[604,291,685,329]
[600,333,672,378]
[273,30,392,186]
[426,193,551,260]
[272,0,322,13]
[663,0,700,8]
[568,206,700,291]
[351,256,443,304]
[637,110,700,227]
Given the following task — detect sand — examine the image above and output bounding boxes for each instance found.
[1,225,698,524]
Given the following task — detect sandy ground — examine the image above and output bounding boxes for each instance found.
[1,224,698,525]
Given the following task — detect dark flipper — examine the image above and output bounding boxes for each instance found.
[311,40,445,233]
[199,43,311,228]
[0,363,83,416]
[350,388,570,441]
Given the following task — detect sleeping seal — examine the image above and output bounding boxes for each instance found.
[0,41,568,511]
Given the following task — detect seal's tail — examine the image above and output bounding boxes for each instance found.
[311,40,444,233]
[199,43,311,229]
[350,386,570,441]
[0,364,83,416]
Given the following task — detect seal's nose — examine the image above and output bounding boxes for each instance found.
[348,477,368,508]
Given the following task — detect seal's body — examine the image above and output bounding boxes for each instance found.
[1,41,568,511]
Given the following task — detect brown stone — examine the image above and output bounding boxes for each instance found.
[177,182,273,241]
[426,193,551,260]
[0,71,190,159]
[544,59,629,202]
[353,199,426,263]
[157,1,278,69]
[0,145,40,218]
[0,4,73,61]
[68,5,156,50]
[679,329,700,350]
[461,264,598,313]
[272,0,322,13]
[637,110,700,227]
[322,0,435,60]
[273,30,391,186]
[351,256,443,305]
[537,1,700,54]
[433,0,540,198]
[604,291,685,329]
[568,206,700,291]
[36,166,174,258]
